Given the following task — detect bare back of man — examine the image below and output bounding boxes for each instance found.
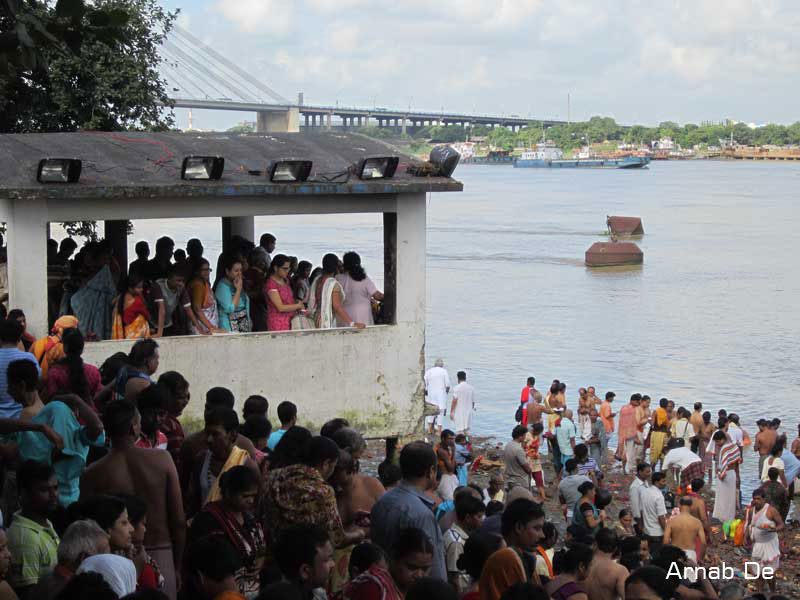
[529,400,547,425]
[689,495,710,538]
[339,474,385,528]
[585,553,628,600]
[664,512,706,562]
[755,429,777,458]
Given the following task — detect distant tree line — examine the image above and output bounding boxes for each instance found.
[392,117,800,151]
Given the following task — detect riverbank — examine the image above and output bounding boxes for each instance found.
[360,436,799,596]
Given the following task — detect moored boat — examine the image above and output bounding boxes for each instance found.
[513,141,650,169]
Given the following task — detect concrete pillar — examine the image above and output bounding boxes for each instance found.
[104,220,129,275]
[304,114,309,127]
[401,118,407,135]
[256,108,300,133]
[222,216,255,251]
[326,112,332,130]
[395,192,426,325]
[7,198,48,335]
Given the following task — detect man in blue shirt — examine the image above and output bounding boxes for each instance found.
[0,319,40,418]
[556,409,578,474]
[267,401,297,450]
[370,441,446,580]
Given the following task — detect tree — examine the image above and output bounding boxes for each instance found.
[1,0,178,240]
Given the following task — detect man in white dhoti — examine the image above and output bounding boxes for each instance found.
[450,371,475,434]
[424,358,450,434]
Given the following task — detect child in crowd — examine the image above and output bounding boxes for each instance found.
[587,409,606,467]
[524,423,546,501]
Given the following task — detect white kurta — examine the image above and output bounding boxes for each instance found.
[424,366,451,412]
[451,382,475,432]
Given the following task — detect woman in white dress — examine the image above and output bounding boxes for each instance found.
[746,488,783,594]
[712,430,741,522]
[308,254,366,330]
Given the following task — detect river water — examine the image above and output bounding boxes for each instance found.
[127,160,799,487]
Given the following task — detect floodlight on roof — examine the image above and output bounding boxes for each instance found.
[37,159,82,183]
[181,156,224,181]
[429,145,460,177]
[269,160,313,182]
[358,156,399,180]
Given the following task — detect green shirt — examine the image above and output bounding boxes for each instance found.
[7,512,59,588]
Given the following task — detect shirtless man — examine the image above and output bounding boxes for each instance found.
[178,387,256,498]
[663,497,706,564]
[753,419,777,479]
[577,388,593,441]
[330,428,385,527]
[634,396,650,462]
[585,528,628,600]
[528,393,548,427]
[686,478,711,546]
[587,386,601,407]
[80,400,185,600]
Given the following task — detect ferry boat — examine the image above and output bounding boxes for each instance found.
[514,141,650,169]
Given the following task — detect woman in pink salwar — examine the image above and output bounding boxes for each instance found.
[266,254,305,331]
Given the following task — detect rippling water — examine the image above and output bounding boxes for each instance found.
[127,160,799,487]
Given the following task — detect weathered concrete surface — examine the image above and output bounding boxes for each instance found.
[82,324,425,437]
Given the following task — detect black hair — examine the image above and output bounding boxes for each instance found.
[120,589,170,600]
[652,472,666,484]
[770,437,784,457]
[205,407,239,433]
[103,400,138,439]
[619,535,644,555]
[399,441,437,479]
[650,545,687,573]
[260,233,276,246]
[220,465,260,497]
[553,543,593,575]
[441,429,455,441]
[349,542,385,577]
[619,552,641,573]
[7,309,24,322]
[135,241,150,257]
[636,462,651,474]
[271,426,313,469]
[100,352,129,385]
[457,530,504,580]
[605,391,615,400]
[275,525,330,581]
[498,582,550,600]
[137,383,166,414]
[455,494,486,521]
[693,402,702,410]
[512,425,527,439]
[157,371,189,405]
[78,494,127,531]
[342,251,367,282]
[304,435,340,468]
[595,528,618,553]
[7,359,38,392]
[57,572,118,600]
[277,401,297,425]
[485,500,504,517]
[766,467,779,482]
[321,253,340,275]
[713,430,727,441]
[626,565,679,599]
[267,253,290,277]
[241,416,272,444]
[332,427,366,455]
[378,463,401,489]
[690,479,704,492]
[155,236,174,255]
[320,418,350,439]
[565,524,593,547]
[577,481,594,495]
[679,496,692,506]
[17,460,55,494]
[501,498,545,537]
[0,318,23,344]
[188,535,241,582]
[541,522,558,544]
[574,443,588,459]
[243,395,269,419]
[117,494,147,525]
[206,386,235,409]
[128,339,158,367]
[406,577,458,600]
[527,377,535,386]
[564,458,577,473]
[391,527,433,560]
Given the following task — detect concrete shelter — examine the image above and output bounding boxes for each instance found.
[0,131,462,435]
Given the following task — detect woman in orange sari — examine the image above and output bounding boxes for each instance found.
[31,315,79,377]
[188,259,225,334]
[112,273,151,340]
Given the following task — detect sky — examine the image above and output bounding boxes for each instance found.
[158,0,800,131]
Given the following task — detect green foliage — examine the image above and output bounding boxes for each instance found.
[0,0,178,132]
[227,123,255,133]
[356,125,394,139]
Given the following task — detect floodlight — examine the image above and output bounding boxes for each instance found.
[430,145,460,177]
[37,159,82,183]
[269,160,313,182]
[181,156,225,180]
[358,156,399,180]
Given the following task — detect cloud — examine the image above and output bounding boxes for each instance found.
[167,0,800,126]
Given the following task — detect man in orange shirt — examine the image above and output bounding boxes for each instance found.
[617,394,641,475]
[599,391,616,434]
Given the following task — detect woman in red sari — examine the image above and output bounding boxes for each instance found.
[112,273,151,340]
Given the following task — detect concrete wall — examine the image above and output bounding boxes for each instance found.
[81,324,425,437]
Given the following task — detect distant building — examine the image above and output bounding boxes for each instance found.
[654,137,676,151]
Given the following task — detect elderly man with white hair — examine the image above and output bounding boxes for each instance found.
[33,519,110,600]
[424,358,451,434]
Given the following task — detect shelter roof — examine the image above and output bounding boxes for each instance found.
[0,131,462,201]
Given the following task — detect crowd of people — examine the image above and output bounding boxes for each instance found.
[0,231,385,341]
[498,378,800,599]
